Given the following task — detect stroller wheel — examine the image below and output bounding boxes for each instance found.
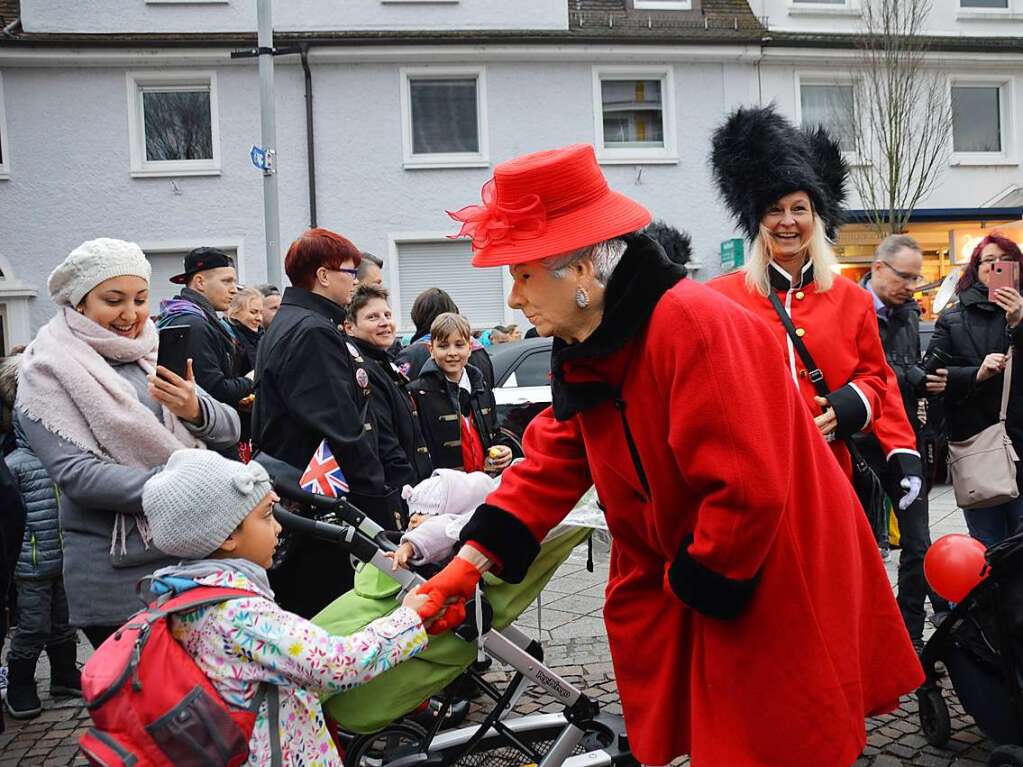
[917,685,951,747]
[345,722,429,767]
[989,745,1023,767]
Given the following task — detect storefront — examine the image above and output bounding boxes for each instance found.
[834,208,1023,320]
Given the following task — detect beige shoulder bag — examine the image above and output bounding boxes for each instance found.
[948,348,1019,509]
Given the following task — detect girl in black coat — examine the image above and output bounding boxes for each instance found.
[344,286,433,500]
[406,313,512,473]
[927,233,1023,546]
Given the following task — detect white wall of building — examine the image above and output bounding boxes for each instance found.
[21,0,568,34]
[0,51,760,338]
[759,51,1023,210]
[755,0,1023,36]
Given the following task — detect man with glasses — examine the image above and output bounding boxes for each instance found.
[252,228,402,617]
[856,233,946,650]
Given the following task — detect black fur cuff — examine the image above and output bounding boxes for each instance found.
[667,535,760,620]
[458,504,540,584]
[888,451,923,480]
[827,383,870,439]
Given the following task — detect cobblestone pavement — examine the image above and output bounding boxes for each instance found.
[0,484,1008,765]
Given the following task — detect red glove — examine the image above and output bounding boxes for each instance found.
[417,557,482,635]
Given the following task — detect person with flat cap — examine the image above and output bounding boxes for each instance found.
[159,247,252,459]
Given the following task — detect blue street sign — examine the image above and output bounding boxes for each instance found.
[250,145,274,172]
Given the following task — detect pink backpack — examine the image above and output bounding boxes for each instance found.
[78,586,274,767]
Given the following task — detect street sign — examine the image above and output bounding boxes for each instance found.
[250,145,275,173]
[720,238,745,271]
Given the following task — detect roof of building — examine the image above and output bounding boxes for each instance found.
[0,0,1020,54]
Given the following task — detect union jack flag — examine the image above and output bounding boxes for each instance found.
[299,439,349,498]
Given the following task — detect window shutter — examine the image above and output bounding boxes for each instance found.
[396,240,505,331]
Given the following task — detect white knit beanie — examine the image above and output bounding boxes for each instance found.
[48,238,152,307]
[143,449,273,559]
[401,469,498,519]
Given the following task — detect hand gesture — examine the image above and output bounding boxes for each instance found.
[813,396,838,438]
[977,353,1008,384]
[925,368,948,395]
[992,287,1023,329]
[386,542,416,571]
[484,445,513,474]
[401,586,448,631]
[148,359,202,424]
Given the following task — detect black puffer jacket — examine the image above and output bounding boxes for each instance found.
[406,362,500,471]
[351,336,433,493]
[926,283,1023,450]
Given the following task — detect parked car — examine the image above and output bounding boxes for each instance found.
[487,337,553,452]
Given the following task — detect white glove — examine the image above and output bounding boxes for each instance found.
[898,476,923,510]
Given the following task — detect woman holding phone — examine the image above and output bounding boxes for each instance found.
[16,238,240,647]
[926,233,1023,546]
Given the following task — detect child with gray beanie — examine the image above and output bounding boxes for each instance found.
[143,449,433,766]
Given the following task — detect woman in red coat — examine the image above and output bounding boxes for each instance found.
[707,106,924,503]
[419,143,923,766]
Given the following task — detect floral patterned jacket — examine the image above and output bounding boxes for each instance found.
[168,568,427,766]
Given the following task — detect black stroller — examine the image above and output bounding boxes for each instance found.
[917,530,1023,766]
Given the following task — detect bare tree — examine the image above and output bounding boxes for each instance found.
[847,0,952,236]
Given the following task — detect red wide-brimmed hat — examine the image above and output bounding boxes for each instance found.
[448,144,652,267]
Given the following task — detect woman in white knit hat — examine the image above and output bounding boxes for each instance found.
[16,238,240,648]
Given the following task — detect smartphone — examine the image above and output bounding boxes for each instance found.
[989,260,1020,292]
[156,325,191,380]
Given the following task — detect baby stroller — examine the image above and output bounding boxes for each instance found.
[255,454,637,767]
[917,530,1023,766]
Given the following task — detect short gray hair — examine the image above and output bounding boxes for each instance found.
[542,238,628,286]
[875,234,921,263]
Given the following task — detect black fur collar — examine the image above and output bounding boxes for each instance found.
[551,234,686,420]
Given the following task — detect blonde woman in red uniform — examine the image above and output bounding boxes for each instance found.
[708,106,923,512]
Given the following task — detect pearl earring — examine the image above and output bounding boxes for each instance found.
[575,288,590,309]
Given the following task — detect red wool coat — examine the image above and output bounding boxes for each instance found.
[710,264,919,475]
[461,241,923,766]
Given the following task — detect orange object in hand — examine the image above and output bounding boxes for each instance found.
[417,557,482,635]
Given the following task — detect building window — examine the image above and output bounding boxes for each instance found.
[592,67,677,164]
[391,238,506,331]
[634,1,692,9]
[400,67,488,169]
[799,83,856,152]
[127,71,220,177]
[793,0,847,3]
[0,74,9,179]
[949,81,1016,166]
[960,0,1009,7]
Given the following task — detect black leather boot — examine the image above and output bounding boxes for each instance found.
[46,640,82,698]
[4,658,41,719]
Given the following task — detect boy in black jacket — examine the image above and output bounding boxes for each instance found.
[406,313,513,474]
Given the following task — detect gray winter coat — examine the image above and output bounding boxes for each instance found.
[6,418,62,580]
[18,361,240,626]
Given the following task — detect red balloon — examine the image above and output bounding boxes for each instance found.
[924,534,989,603]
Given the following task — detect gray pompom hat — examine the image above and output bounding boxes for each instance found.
[48,238,152,307]
[143,449,273,559]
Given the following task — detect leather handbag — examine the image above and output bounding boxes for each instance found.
[767,291,889,544]
[948,348,1019,510]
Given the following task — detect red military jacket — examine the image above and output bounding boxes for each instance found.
[460,239,923,765]
[710,261,919,475]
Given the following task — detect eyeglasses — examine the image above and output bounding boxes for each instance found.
[323,267,359,278]
[880,260,924,286]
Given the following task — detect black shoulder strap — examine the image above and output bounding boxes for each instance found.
[767,290,831,398]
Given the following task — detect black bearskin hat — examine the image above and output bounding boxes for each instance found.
[643,219,692,269]
[710,105,848,242]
